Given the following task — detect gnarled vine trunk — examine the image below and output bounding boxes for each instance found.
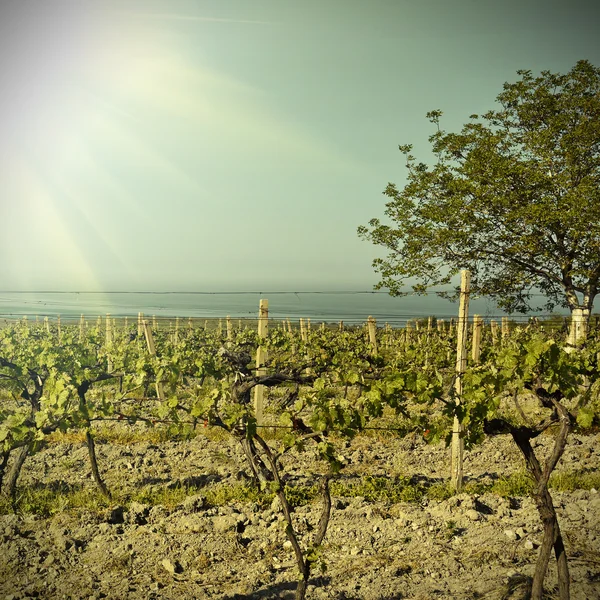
[1,445,29,500]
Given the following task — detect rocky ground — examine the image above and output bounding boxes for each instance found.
[1,428,599,599]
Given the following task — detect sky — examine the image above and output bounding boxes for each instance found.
[0,0,598,292]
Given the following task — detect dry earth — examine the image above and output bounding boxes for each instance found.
[1,430,599,600]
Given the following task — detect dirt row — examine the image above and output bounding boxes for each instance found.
[1,430,599,599]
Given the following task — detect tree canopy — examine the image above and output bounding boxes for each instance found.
[358,60,600,316]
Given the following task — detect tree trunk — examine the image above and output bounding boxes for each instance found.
[86,430,111,499]
[0,450,10,492]
[1,446,29,500]
[566,307,590,349]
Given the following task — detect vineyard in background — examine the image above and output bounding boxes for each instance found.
[1,283,599,599]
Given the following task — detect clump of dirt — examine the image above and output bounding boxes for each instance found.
[1,430,599,599]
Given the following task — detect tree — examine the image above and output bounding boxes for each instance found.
[358,60,600,342]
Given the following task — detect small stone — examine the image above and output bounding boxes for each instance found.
[283,540,293,550]
[97,523,111,535]
[161,558,183,574]
[182,495,207,514]
[504,529,518,541]
[524,540,535,550]
[127,502,149,525]
[373,525,380,533]
[515,527,526,538]
[466,509,481,522]
[212,515,239,533]
[43,554,56,567]
[591,488,597,494]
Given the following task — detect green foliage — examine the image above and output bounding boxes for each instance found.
[359,60,600,314]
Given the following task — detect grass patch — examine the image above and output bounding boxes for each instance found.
[492,472,535,497]
[47,423,199,446]
[330,475,426,503]
[549,469,600,492]
[3,468,597,518]
[0,485,112,517]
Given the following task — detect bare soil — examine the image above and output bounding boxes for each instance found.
[1,430,599,599]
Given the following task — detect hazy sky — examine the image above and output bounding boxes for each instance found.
[0,0,598,291]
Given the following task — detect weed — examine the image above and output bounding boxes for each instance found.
[549,469,600,492]
[492,472,535,497]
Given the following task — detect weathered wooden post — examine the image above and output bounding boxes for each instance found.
[226,315,232,346]
[490,320,499,345]
[142,320,165,402]
[367,316,378,354]
[300,318,307,342]
[471,314,483,363]
[437,319,445,334]
[501,316,510,340]
[254,300,269,426]
[105,314,113,372]
[405,320,413,341]
[138,312,143,338]
[451,270,471,492]
[79,314,85,343]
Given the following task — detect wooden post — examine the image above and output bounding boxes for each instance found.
[339,321,344,331]
[175,317,180,344]
[106,314,113,372]
[57,315,61,343]
[427,316,433,333]
[490,320,498,345]
[79,314,85,343]
[307,318,311,333]
[254,300,269,426]
[226,315,232,346]
[451,270,471,492]
[501,316,509,340]
[471,315,483,363]
[300,318,307,342]
[188,317,193,330]
[105,314,113,345]
[44,316,50,333]
[142,320,165,402]
[367,316,378,354]
[437,319,445,334]
[138,312,143,337]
